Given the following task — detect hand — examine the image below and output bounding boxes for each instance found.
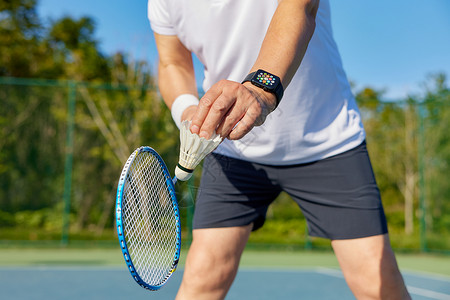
[190,80,277,140]
[181,105,198,122]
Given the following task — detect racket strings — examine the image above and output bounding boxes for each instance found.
[122,152,179,286]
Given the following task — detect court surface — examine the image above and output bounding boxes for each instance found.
[1,266,449,299]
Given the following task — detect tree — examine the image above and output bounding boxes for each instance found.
[355,87,418,235]
[0,1,177,235]
[420,74,450,236]
[0,0,42,77]
[47,16,111,81]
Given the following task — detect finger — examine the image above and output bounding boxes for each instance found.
[190,83,223,135]
[199,91,236,138]
[215,106,243,139]
[215,95,254,138]
[190,98,214,135]
[181,105,198,122]
[227,115,254,140]
[215,84,258,138]
[228,103,263,140]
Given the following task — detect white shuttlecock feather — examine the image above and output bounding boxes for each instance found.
[175,120,222,181]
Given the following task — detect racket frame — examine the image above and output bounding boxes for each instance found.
[115,146,181,291]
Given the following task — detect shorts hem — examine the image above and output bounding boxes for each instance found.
[308,229,389,240]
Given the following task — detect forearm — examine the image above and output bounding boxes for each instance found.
[250,0,319,88]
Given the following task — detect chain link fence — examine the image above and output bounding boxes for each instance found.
[0,77,449,252]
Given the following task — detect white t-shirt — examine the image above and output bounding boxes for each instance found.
[148,0,365,165]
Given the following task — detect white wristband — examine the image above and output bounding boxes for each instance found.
[171,94,200,129]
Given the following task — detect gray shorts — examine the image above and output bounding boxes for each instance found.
[193,142,388,240]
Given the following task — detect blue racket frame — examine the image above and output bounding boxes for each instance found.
[115,146,181,291]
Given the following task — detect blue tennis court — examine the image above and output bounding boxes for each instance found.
[1,266,449,299]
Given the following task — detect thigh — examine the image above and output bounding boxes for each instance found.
[193,153,281,231]
[280,142,388,239]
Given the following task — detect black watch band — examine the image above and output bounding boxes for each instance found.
[242,69,284,107]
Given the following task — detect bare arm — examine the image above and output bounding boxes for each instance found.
[191,0,319,140]
[252,0,319,88]
[154,33,198,121]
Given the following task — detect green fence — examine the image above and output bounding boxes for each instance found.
[0,77,449,252]
[0,77,193,245]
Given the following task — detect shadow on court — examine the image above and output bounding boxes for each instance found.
[0,267,449,299]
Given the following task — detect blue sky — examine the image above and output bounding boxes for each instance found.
[37,0,450,100]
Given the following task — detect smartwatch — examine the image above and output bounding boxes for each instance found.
[242,69,284,107]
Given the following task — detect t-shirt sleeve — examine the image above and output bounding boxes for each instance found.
[147,0,176,35]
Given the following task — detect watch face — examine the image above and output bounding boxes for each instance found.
[253,71,277,90]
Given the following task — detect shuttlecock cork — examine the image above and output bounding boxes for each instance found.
[175,120,222,181]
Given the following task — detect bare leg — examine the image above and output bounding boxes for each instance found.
[332,234,410,299]
[176,224,252,300]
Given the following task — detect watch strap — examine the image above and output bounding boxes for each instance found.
[242,71,256,84]
[242,70,283,107]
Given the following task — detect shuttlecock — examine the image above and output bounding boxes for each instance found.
[175,120,222,181]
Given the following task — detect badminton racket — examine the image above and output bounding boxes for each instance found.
[115,146,181,291]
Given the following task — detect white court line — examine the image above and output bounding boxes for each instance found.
[403,269,450,283]
[407,286,450,300]
[315,267,344,278]
[316,267,450,300]
[3,266,449,299]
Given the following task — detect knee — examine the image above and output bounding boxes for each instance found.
[335,235,410,299]
[178,226,251,298]
[344,253,410,300]
[184,251,238,289]
[183,248,239,292]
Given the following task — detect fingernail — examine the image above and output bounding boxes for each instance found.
[190,125,199,134]
[199,131,209,139]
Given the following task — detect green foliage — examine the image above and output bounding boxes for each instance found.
[0,1,179,236]
[0,210,15,227]
[48,16,96,51]
[0,84,66,212]
[0,0,42,77]
[0,0,110,80]
[420,74,450,235]
[14,206,64,231]
[354,73,450,244]
[0,1,449,253]
[249,219,306,245]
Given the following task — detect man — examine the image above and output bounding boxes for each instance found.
[148,0,411,299]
